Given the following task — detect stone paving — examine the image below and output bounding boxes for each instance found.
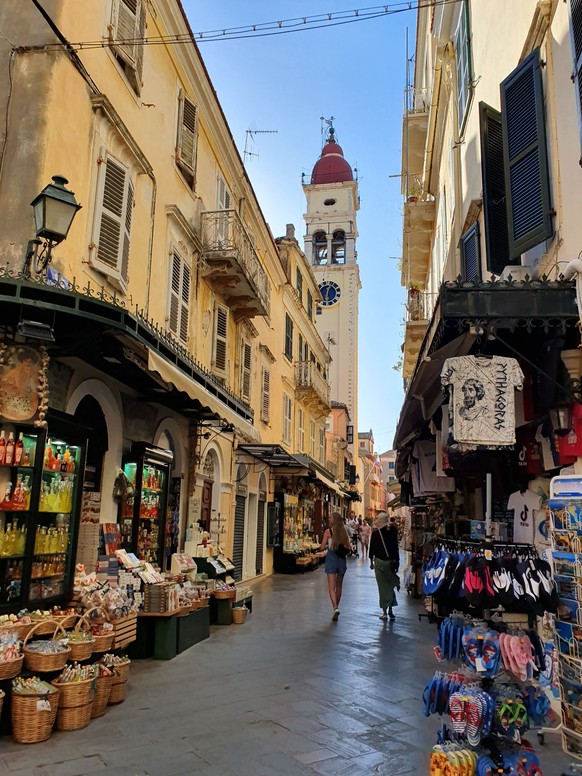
[0,558,573,775]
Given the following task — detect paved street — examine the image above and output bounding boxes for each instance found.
[0,559,572,775]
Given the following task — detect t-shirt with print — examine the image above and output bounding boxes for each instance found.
[507,488,542,545]
[441,356,524,446]
[412,440,455,495]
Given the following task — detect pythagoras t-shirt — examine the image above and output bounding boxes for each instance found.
[441,356,524,446]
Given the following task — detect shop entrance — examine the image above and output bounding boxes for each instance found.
[233,493,246,580]
[256,486,266,575]
[73,395,107,492]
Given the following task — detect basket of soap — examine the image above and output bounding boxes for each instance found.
[23,620,71,672]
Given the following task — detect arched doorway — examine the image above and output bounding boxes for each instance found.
[73,396,108,492]
[233,465,247,581]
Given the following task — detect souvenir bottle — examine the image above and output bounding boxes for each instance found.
[5,433,15,466]
[0,430,6,465]
[14,433,24,466]
[22,445,31,467]
[0,484,12,510]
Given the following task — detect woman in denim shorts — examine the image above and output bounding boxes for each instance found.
[319,512,351,621]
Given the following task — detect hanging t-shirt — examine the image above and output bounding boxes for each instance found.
[441,356,524,446]
[507,488,542,545]
[412,440,455,495]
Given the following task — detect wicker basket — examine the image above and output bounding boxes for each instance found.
[0,654,24,680]
[84,606,114,652]
[108,680,127,705]
[91,673,114,718]
[68,614,95,661]
[1,620,32,640]
[28,618,57,636]
[11,686,59,744]
[213,589,235,600]
[23,620,71,673]
[55,701,92,731]
[55,614,77,630]
[232,607,248,624]
[111,660,130,684]
[51,676,94,709]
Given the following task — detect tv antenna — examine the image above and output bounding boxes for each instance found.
[243,129,278,164]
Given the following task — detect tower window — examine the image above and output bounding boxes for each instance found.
[331,230,346,264]
[313,231,327,264]
[324,198,336,206]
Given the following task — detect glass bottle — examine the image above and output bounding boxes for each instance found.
[14,433,24,466]
[0,430,6,465]
[5,433,15,466]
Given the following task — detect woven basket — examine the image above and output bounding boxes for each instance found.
[232,607,248,624]
[0,621,31,640]
[108,680,127,705]
[0,654,24,680]
[51,676,94,709]
[213,590,235,600]
[28,618,57,636]
[55,701,92,731]
[91,673,114,719]
[11,686,59,744]
[23,620,71,673]
[84,606,114,652]
[56,614,77,630]
[68,614,95,661]
[111,661,130,685]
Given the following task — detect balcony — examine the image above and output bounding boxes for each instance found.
[295,361,331,413]
[201,209,270,320]
[402,290,438,381]
[401,87,430,188]
[401,177,435,289]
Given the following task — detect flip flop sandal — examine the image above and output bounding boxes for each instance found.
[430,750,448,776]
[448,692,467,734]
[496,699,513,731]
[466,694,484,746]
[423,677,438,717]
[509,636,528,680]
[512,702,529,729]
[476,755,496,776]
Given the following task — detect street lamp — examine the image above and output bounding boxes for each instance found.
[24,175,81,276]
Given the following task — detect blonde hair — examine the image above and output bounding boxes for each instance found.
[331,512,349,551]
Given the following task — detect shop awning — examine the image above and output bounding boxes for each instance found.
[293,454,343,495]
[148,351,260,442]
[393,332,475,448]
[237,446,343,495]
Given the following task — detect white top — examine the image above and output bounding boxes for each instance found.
[507,488,542,544]
[441,356,524,446]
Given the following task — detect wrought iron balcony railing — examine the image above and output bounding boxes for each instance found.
[404,86,431,115]
[294,360,330,408]
[406,290,438,323]
[201,209,270,318]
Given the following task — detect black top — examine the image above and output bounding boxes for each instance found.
[369,525,399,563]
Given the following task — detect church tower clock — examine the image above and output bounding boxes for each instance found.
[303,123,361,451]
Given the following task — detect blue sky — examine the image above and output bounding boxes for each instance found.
[183,2,413,452]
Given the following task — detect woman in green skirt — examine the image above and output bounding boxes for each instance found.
[369,513,400,620]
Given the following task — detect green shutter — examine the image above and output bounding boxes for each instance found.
[459,222,481,283]
[480,102,513,274]
[500,48,553,258]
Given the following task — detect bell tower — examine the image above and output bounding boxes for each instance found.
[303,121,361,451]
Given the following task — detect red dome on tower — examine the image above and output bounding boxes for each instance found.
[310,128,353,185]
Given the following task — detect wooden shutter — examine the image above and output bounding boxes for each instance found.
[176,91,198,177]
[480,102,513,274]
[501,48,553,258]
[216,176,231,245]
[233,495,246,581]
[455,1,471,133]
[213,304,228,374]
[283,394,292,444]
[296,268,303,303]
[310,419,316,457]
[110,0,145,93]
[94,154,132,289]
[255,496,265,575]
[169,252,190,343]
[571,0,582,153]
[459,222,481,282]
[240,341,251,402]
[307,290,313,319]
[284,314,293,361]
[260,368,270,422]
[298,407,304,451]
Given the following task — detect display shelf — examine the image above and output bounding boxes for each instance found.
[0,509,30,513]
[0,554,25,560]
[0,465,33,472]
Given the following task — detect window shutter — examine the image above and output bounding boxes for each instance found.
[110,0,144,94]
[213,304,228,374]
[93,154,132,290]
[283,394,292,445]
[296,268,303,303]
[284,314,293,361]
[260,368,270,422]
[176,91,198,177]
[480,102,513,274]
[307,290,313,319]
[241,341,251,402]
[169,252,190,343]
[459,222,481,283]
[298,407,305,451]
[216,176,231,245]
[133,0,145,94]
[120,179,133,285]
[571,0,582,153]
[455,1,472,134]
[310,419,316,457]
[501,47,553,258]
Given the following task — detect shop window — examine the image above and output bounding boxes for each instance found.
[260,367,270,423]
[331,230,346,264]
[284,314,293,362]
[283,393,292,445]
[313,231,328,264]
[168,250,191,344]
[90,151,134,293]
[175,89,198,188]
[454,0,472,135]
[240,340,252,403]
[212,303,228,376]
[109,0,145,95]
[459,222,481,283]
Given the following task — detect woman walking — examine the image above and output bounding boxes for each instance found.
[319,512,351,621]
[369,512,400,621]
[359,519,371,559]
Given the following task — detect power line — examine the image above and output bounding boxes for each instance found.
[19,0,462,52]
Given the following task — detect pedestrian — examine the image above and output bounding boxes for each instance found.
[319,511,351,621]
[369,512,400,621]
[359,519,371,559]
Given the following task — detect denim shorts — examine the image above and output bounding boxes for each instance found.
[325,549,347,576]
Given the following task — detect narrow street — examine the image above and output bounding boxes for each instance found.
[0,561,572,775]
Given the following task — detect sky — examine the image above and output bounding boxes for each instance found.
[182,1,414,453]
